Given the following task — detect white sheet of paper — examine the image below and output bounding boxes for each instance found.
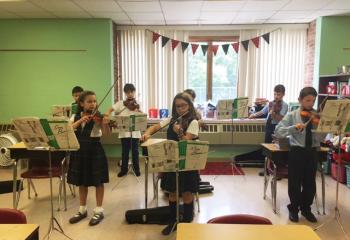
[317,100,350,133]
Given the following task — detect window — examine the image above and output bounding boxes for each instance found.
[187,37,239,105]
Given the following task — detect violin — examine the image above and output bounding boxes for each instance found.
[123,98,140,111]
[82,110,105,124]
[300,109,320,126]
[269,100,282,114]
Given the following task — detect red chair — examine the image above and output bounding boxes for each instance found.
[0,208,27,224]
[15,152,71,211]
[207,214,272,225]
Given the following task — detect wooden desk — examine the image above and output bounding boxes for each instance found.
[261,143,328,214]
[0,224,39,240]
[8,142,66,209]
[177,223,320,240]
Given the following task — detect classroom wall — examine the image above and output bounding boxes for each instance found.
[316,16,350,77]
[0,19,114,123]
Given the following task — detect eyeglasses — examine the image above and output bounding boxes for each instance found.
[175,103,188,109]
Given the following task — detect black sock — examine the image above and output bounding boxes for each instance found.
[169,201,177,223]
[183,201,194,223]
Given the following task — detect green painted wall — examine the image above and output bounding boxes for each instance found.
[318,16,350,75]
[0,19,114,123]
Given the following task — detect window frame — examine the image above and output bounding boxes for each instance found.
[188,36,239,101]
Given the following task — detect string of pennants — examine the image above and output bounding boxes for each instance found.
[149,28,279,56]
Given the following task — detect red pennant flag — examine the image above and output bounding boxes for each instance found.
[210,45,219,56]
[251,37,260,48]
[232,42,239,53]
[152,32,160,44]
[191,44,199,55]
[171,39,180,51]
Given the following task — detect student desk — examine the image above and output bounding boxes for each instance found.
[8,142,67,209]
[261,143,328,214]
[176,223,320,240]
[0,224,39,240]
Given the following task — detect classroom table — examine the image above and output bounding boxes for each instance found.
[176,223,320,240]
[261,143,328,214]
[0,224,39,240]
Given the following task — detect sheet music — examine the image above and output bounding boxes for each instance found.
[13,117,49,149]
[52,105,71,118]
[147,140,209,172]
[233,97,249,119]
[13,117,80,150]
[317,100,350,133]
[111,113,147,132]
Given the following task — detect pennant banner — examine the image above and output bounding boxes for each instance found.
[181,42,189,52]
[211,45,219,56]
[201,45,209,56]
[262,33,270,44]
[222,44,230,55]
[251,37,260,48]
[191,44,199,55]
[232,42,239,53]
[150,29,277,53]
[162,36,170,47]
[171,39,180,50]
[152,32,160,44]
[241,40,249,51]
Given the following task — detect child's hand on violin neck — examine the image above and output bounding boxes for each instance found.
[295,123,306,131]
[102,115,110,125]
[141,134,150,142]
[173,123,183,134]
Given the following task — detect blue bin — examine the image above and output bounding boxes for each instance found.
[159,109,169,118]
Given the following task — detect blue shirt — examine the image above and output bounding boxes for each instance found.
[274,109,327,148]
[258,100,288,124]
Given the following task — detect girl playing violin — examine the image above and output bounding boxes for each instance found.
[67,90,109,226]
[141,93,199,236]
[275,87,327,223]
[104,83,142,177]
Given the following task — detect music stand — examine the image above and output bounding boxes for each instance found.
[111,114,147,190]
[13,117,79,240]
[313,99,350,240]
[146,139,209,234]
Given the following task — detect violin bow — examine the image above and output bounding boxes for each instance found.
[92,77,120,116]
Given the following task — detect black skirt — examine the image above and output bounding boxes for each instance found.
[67,139,109,187]
[162,170,199,193]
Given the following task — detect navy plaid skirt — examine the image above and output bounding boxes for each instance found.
[67,140,109,187]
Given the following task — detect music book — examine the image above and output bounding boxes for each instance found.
[232,97,249,119]
[316,100,350,133]
[52,105,71,118]
[13,117,80,150]
[146,140,209,172]
[110,113,147,133]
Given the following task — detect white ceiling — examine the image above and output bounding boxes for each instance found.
[0,0,350,25]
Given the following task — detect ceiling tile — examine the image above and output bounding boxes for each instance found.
[133,19,165,25]
[112,19,133,25]
[323,0,350,10]
[265,18,309,23]
[166,20,199,25]
[242,0,289,11]
[201,1,245,11]
[161,1,202,19]
[270,10,315,19]
[0,1,44,12]
[128,12,163,21]
[30,0,82,12]
[235,11,276,20]
[118,1,161,12]
[90,11,129,20]
[200,11,237,21]
[73,0,122,12]
[311,9,350,18]
[282,0,331,11]
[53,11,92,18]
[199,19,233,24]
[232,18,266,24]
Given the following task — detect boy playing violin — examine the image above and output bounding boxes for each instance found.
[104,83,142,177]
[275,87,326,223]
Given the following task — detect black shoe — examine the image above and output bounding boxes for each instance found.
[69,211,87,224]
[89,212,104,226]
[301,211,317,223]
[135,171,141,177]
[161,222,177,235]
[289,210,299,222]
[118,171,127,177]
